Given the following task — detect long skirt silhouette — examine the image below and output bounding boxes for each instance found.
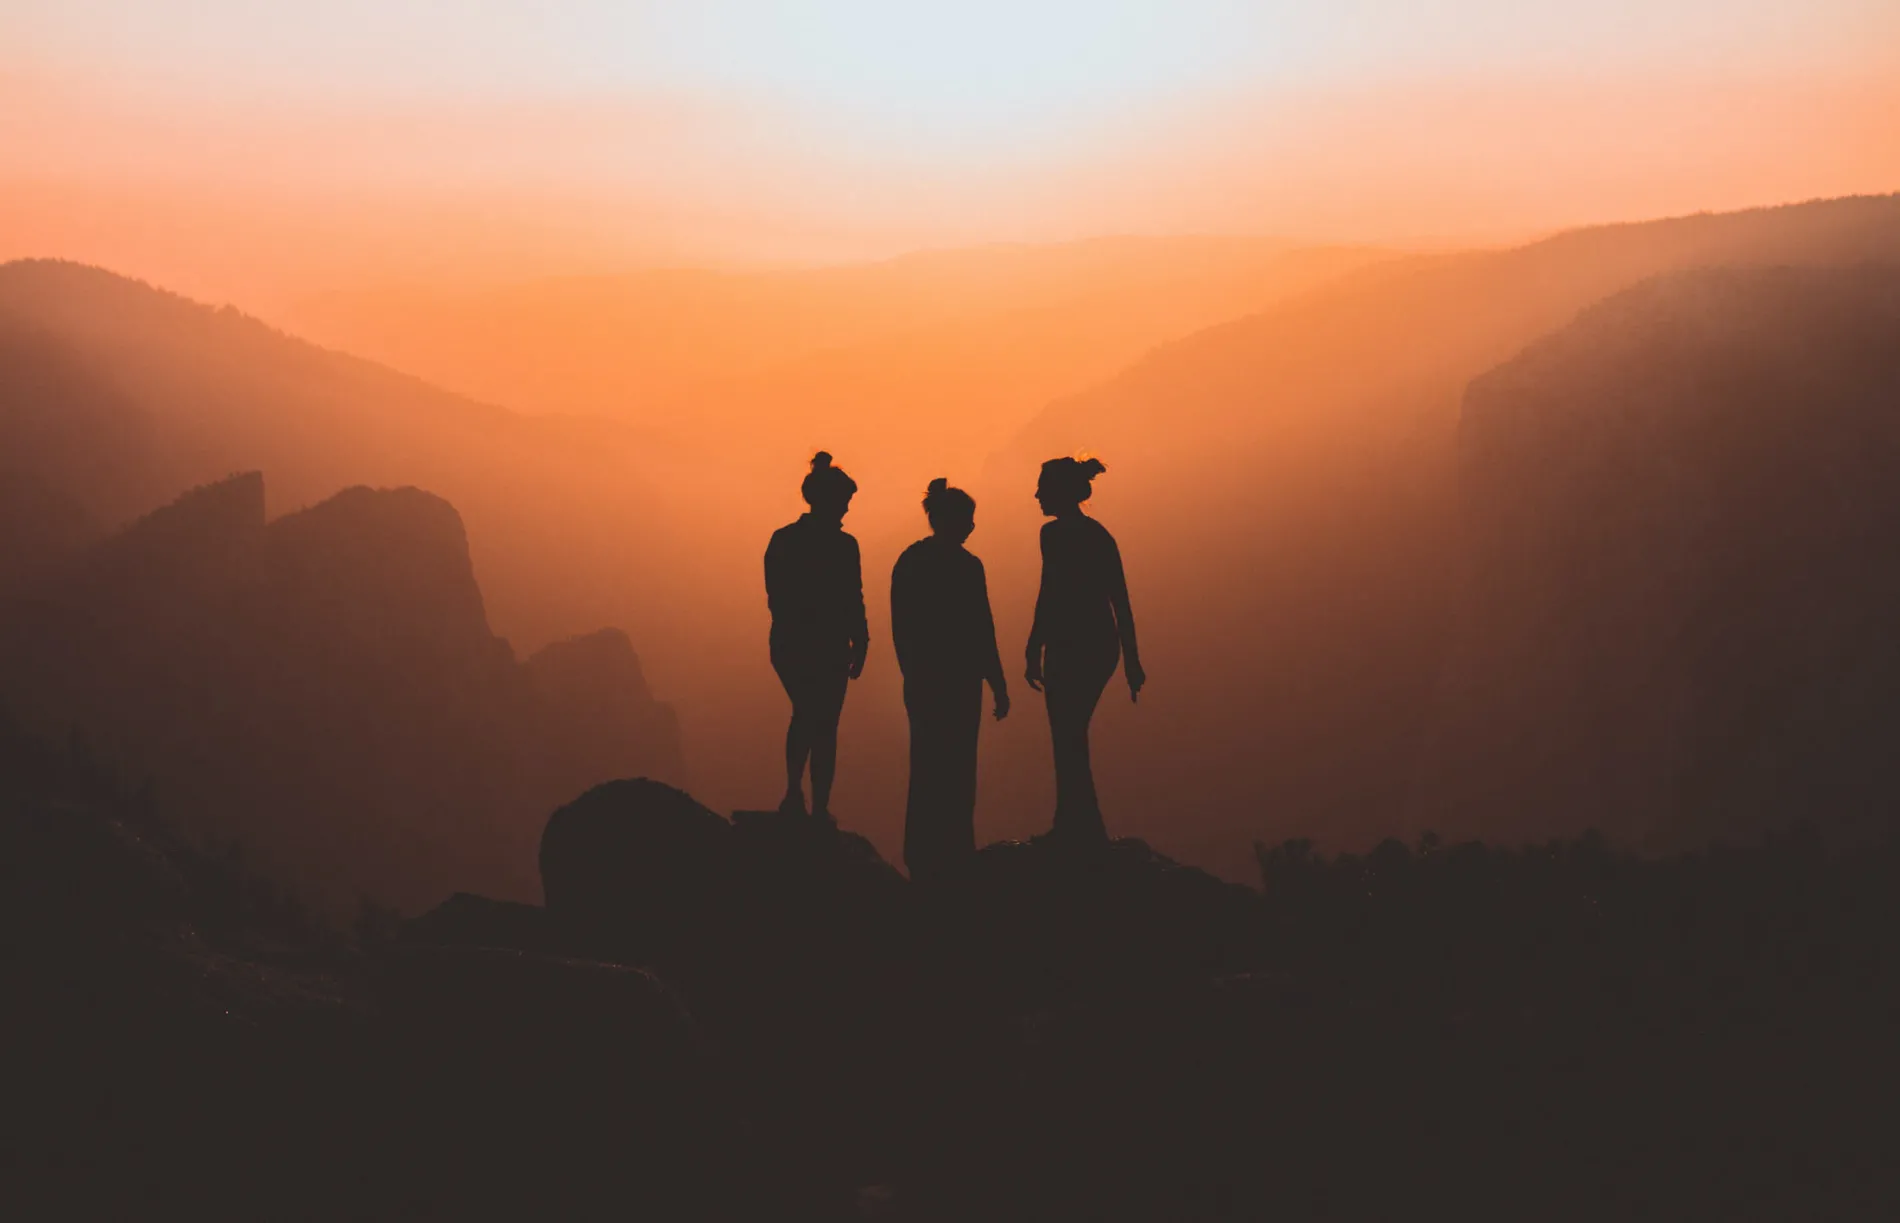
[1043,638,1118,843]
[904,676,983,883]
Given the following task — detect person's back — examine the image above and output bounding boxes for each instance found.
[1035,513,1122,669]
[892,536,1000,684]
[767,513,866,666]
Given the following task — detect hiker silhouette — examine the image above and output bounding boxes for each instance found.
[1025,457,1144,843]
[765,452,868,824]
[891,478,1009,883]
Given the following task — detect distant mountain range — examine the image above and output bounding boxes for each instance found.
[1422,264,1900,846]
[0,471,679,910]
[282,237,1390,444]
[979,196,1900,867]
[6,197,1900,884]
[0,258,707,655]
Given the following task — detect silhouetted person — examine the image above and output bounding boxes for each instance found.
[1025,457,1144,843]
[892,479,1010,883]
[765,452,868,824]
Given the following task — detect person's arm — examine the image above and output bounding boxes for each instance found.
[1104,528,1144,699]
[1025,525,1051,692]
[975,558,1010,718]
[846,535,869,679]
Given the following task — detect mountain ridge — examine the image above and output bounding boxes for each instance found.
[0,472,684,911]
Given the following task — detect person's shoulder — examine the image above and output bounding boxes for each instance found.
[894,538,929,567]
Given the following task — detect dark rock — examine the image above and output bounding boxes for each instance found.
[401,892,557,955]
[373,942,699,1057]
[1,797,193,933]
[729,806,915,969]
[535,783,1259,1002]
[539,779,735,962]
[963,836,1270,993]
[371,943,745,1218]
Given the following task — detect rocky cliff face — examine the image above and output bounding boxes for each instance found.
[524,630,684,804]
[0,258,679,659]
[0,474,684,910]
[1418,265,1900,845]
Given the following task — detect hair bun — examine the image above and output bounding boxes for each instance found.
[926,477,948,495]
[1080,457,1107,476]
[811,451,833,471]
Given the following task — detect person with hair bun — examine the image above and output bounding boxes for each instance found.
[764,452,869,825]
[1025,455,1144,843]
[891,478,1010,882]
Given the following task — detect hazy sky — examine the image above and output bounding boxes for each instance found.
[4,1,1896,302]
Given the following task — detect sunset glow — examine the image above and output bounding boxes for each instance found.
[8,5,1900,1211]
[5,2,1896,304]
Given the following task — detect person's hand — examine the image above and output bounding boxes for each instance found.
[848,652,866,680]
[1024,652,1044,693]
[1126,657,1146,702]
[993,688,1011,720]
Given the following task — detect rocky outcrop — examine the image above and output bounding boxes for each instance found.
[2,731,744,1220]
[966,835,1271,988]
[533,779,1260,996]
[540,780,736,963]
[258,484,502,670]
[17,714,1892,1220]
[537,781,912,975]
[0,475,684,912]
[526,631,684,802]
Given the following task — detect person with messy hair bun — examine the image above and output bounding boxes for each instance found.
[764,452,869,825]
[1025,455,1144,843]
[891,477,1009,882]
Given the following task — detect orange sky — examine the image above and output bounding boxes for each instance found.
[3,2,1897,307]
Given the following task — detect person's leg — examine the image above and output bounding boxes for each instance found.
[808,671,849,819]
[907,678,981,882]
[1047,671,1109,843]
[777,661,811,811]
[947,678,983,863]
[904,680,943,881]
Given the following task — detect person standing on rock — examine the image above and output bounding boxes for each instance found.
[1025,456,1144,844]
[765,452,869,826]
[891,478,1010,883]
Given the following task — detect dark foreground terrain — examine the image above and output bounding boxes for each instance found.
[4,720,1896,1221]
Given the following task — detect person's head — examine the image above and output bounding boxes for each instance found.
[801,451,857,522]
[1036,456,1106,516]
[922,477,976,544]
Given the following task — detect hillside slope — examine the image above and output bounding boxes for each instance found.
[981,196,1900,866]
[0,259,701,658]
[1420,264,1900,845]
